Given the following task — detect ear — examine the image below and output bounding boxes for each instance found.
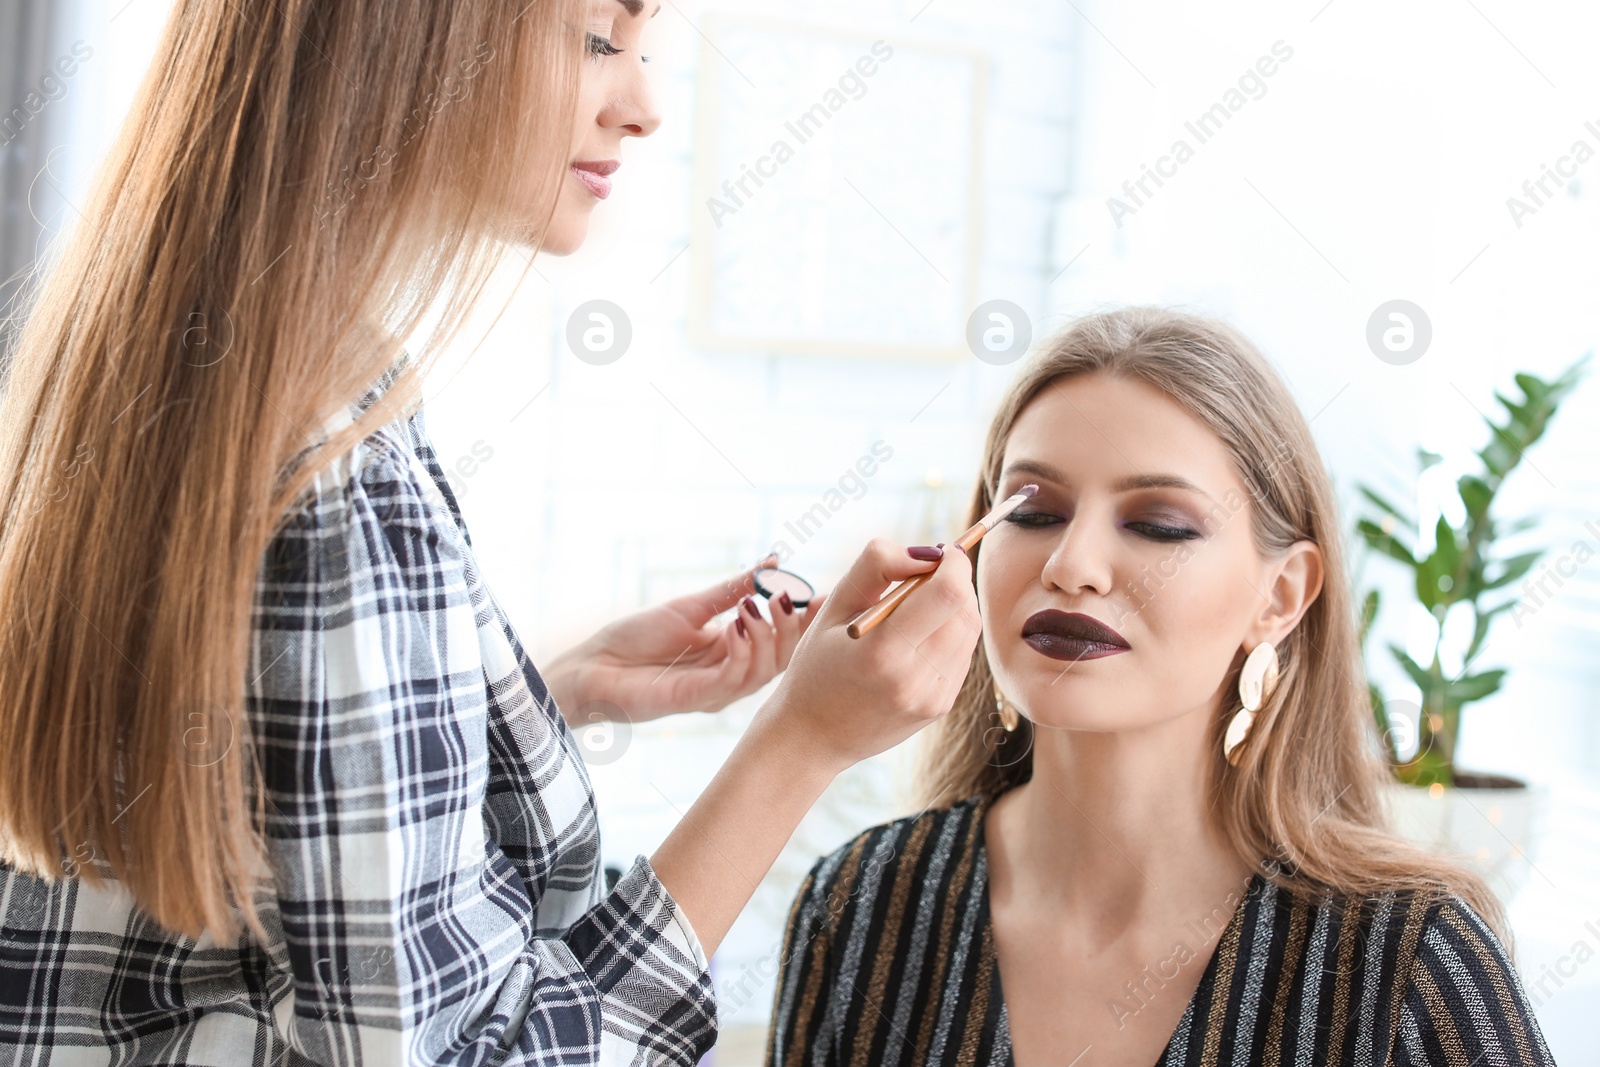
[1249,539,1323,645]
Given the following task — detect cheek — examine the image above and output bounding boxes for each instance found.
[975,532,1037,610]
[570,75,608,146]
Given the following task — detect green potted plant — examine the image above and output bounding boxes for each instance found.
[1354,355,1588,893]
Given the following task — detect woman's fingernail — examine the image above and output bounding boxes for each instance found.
[735,616,748,637]
[779,591,794,615]
[742,595,761,619]
[907,545,944,561]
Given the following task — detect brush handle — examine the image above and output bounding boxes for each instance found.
[845,521,986,639]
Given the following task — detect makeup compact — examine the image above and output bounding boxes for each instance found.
[753,567,814,609]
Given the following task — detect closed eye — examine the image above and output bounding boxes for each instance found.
[1126,522,1200,541]
[1004,511,1199,542]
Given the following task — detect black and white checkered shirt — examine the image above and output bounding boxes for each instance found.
[0,383,717,1065]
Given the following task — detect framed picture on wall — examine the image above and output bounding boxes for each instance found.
[688,15,987,359]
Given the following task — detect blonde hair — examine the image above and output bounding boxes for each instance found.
[917,305,1508,942]
[0,0,585,941]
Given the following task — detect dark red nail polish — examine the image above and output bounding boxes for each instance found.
[735,616,747,637]
[907,545,944,562]
[779,591,794,615]
[742,595,761,619]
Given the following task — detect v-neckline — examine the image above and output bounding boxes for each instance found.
[970,789,1264,1067]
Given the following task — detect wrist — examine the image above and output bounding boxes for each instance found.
[742,693,850,789]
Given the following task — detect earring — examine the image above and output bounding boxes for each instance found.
[992,681,1020,733]
[1223,641,1280,765]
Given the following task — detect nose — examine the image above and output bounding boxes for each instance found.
[1039,504,1116,598]
[599,62,662,138]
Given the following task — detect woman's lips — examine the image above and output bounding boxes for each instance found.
[1022,634,1129,661]
[570,160,619,200]
[1020,609,1130,662]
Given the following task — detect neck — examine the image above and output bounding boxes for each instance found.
[992,703,1254,929]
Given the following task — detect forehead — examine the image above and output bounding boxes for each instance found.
[1002,374,1243,496]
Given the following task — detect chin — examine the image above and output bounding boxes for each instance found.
[537,215,590,256]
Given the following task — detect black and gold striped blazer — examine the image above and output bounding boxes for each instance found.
[766,790,1556,1066]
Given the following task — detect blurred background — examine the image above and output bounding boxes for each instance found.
[4,0,1598,1062]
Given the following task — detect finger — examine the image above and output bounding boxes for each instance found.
[737,595,779,687]
[769,590,804,669]
[715,613,754,698]
[666,553,781,627]
[873,543,976,648]
[823,539,941,620]
[918,600,984,697]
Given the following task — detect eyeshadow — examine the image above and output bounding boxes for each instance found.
[753,567,814,608]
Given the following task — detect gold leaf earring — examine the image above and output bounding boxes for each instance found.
[992,681,1020,733]
[1223,641,1280,765]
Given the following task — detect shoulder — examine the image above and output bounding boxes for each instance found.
[253,405,479,679]
[1406,891,1521,984]
[264,408,459,574]
[785,794,991,943]
[1394,893,1556,1063]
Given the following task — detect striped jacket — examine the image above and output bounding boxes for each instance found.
[766,790,1556,1066]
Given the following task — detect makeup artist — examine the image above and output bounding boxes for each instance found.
[0,1,980,1064]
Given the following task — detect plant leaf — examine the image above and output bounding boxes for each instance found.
[1483,550,1544,590]
[1357,519,1417,567]
[1388,643,1435,692]
[1445,669,1507,705]
[1358,485,1413,528]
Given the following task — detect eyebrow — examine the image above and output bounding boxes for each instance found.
[616,0,660,15]
[1000,458,1216,501]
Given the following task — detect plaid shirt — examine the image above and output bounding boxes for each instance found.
[0,382,718,1066]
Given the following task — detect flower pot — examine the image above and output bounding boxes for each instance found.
[1383,773,1548,902]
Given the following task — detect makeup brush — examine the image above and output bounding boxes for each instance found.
[846,484,1039,639]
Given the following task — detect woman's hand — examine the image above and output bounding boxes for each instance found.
[542,555,819,725]
[649,537,982,956]
[753,538,982,777]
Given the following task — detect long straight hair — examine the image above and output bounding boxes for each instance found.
[0,0,585,941]
[917,306,1508,942]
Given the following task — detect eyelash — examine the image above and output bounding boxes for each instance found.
[1003,510,1200,542]
[586,32,623,57]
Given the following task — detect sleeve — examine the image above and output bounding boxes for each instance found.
[250,432,715,1067]
[764,851,848,1067]
[1392,896,1557,1067]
